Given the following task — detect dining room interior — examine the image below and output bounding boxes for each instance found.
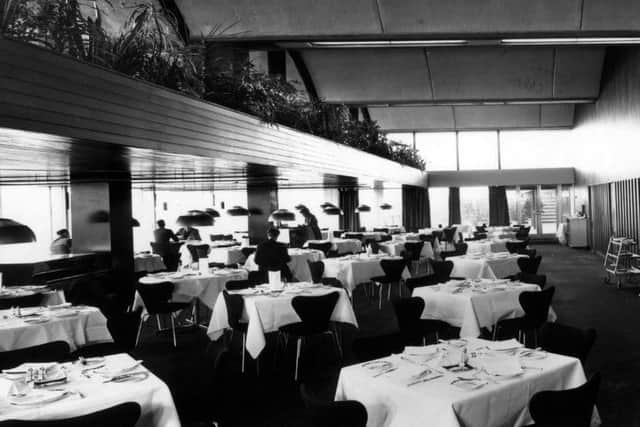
[2,1,640,426]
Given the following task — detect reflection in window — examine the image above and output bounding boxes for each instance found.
[428,187,449,227]
[415,132,457,171]
[460,187,489,226]
[458,131,498,170]
[499,130,574,169]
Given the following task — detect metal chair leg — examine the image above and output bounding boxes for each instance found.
[492,324,498,341]
[170,313,177,347]
[135,316,144,348]
[378,283,383,309]
[156,315,162,331]
[332,327,343,359]
[295,337,302,381]
[241,332,246,373]
[387,282,391,300]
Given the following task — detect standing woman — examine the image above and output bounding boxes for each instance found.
[300,208,322,240]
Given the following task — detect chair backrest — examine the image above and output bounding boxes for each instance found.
[307,260,325,284]
[332,230,345,238]
[290,292,340,335]
[248,270,268,286]
[210,234,225,241]
[0,293,44,310]
[431,230,444,240]
[223,234,234,240]
[135,281,174,315]
[380,258,407,281]
[455,242,468,255]
[518,255,542,274]
[0,341,71,371]
[344,233,363,240]
[529,373,601,427]
[516,226,531,240]
[0,264,35,286]
[0,402,141,427]
[520,273,547,289]
[403,241,425,261]
[473,231,488,240]
[475,225,487,233]
[222,290,245,330]
[363,239,380,254]
[307,242,332,256]
[187,244,210,262]
[241,247,256,260]
[225,279,251,291]
[429,259,454,282]
[378,234,393,243]
[309,400,368,427]
[404,274,440,291]
[443,227,457,243]
[351,333,404,363]
[419,234,435,243]
[506,240,528,254]
[392,297,426,345]
[519,286,555,329]
[540,323,597,364]
[373,228,389,234]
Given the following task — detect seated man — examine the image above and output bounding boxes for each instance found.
[176,225,201,241]
[254,228,293,281]
[154,220,178,244]
[50,229,71,254]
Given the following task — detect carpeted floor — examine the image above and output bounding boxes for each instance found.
[131,245,640,426]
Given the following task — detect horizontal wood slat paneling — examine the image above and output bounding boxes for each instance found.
[0,39,426,187]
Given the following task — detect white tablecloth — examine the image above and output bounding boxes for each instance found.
[419,228,462,244]
[135,269,248,310]
[371,226,405,234]
[335,338,599,427]
[0,353,180,427]
[208,284,358,358]
[341,232,388,242]
[0,287,66,307]
[488,231,518,240]
[0,306,113,352]
[378,241,435,259]
[412,279,555,337]
[134,254,166,272]
[304,239,362,255]
[244,249,325,283]
[208,246,247,266]
[449,254,526,279]
[465,239,523,256]
[322,255,411,294]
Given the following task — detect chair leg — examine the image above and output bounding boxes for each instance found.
[135,316,145,348]
[295,337,302,381]
[170,313,177,347]
[332,327,343,359]
[387,282,391,301]
[241,332,246,374]
[156,315,162,332]
[378,283,383,310]
[492,324,498,341]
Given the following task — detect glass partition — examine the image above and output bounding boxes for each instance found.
[415,132,457,171]
[428,187,449,228]
[458,131,499,170]
[460,186,489,226]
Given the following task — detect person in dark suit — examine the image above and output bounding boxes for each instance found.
[254,228,293,281]
[176,225,201,241]
[300,208,322,240]
[154,220,178,244]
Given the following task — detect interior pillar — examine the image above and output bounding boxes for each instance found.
[267,50,287,80]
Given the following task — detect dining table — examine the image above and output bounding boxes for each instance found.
[465,239,525,256]
[322,254,411,295]
[0,353,180,427]
[0,285,66,307]
[208,282,358,358]
[335,338,600,427]
[304,238,362,255]
[0,305,113,352]
[448,252,526,280]
[244,248,325,283]
[179,240,246,266]
[133,253,166,273]
[378,240,435,259]
[340,231,389,242]
[412,278,556,337]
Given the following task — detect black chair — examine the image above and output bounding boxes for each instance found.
[443,226,458,245]
[494,286,555,346]
[419,234,435,244]
[225,279,252,291]
[306,260,343,288]
[352,333,404,363]
[186,244,210,262]
[476,225,488,233]
[308,400,368,427]
[378,234,393,243]
[279,292,341,380]
[135,281,191,348]
[373,227,389,234]
[518,255,543,274]
[371,258,407,309]
[0,264,35,286]
[240,246,256,261]
[431,230,444,242]
[222,290,250,373]
[307,241,332,257]
[362,239,380,254]
[528,373,601,427]
[150,242,181,271]
[393,297,442,345]
[517,273,547,289]
[344,232,364,241]
[440,242,468,260]
[404,274,440,292]
[429,259,454,283]
[506,240,528,254]
[540,323,597,365]
[0,293,44,310]
[516,226,531,240]
[403,241,425,275]
[210,234,225,241]
[0,402,141,427]
[1,341,70,371]
[473,231,488,240]
[332,230,345,238]
[248,270,268,286]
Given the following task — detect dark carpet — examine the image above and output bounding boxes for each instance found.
[129,245,640,426]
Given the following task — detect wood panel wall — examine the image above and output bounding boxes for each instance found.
[611,178,640,245]
[589,183,612,255]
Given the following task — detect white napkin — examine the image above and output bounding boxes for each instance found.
[486,339,523,352]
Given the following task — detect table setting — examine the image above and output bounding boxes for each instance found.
[244,248,325,283]
[412,278,555,337]
[0,353,180,426]
[0,304,112,352]
[321,254,411,295]
[448,252,526,280]
[335,338,600,427]
[208,282,357,357]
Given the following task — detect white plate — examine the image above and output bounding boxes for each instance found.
[9,390,68,406]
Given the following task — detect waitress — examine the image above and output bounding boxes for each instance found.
[300,207,322,240]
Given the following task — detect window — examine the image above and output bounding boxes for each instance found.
[499,130,574,169]
[460,187,489,226]
[386,133,414,147]
[458,131,499,170]
[415,132,457,171]
[428,187,449,227]
[278,188,339,230]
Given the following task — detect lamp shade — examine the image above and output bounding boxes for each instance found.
[320,202,337,209]
[0,218,36,244]
[177,210,214,226]
[269,209,296,222]
[227,206,250,216]
[380,203,393,210]
[356,204,371,213]
[205,208,221,218]
[323,206,343,216]
[131,218,140,227]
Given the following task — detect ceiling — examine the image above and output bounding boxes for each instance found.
[171,0,640,132]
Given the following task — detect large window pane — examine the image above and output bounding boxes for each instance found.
[415,132,457,171]
[428,187,449,227]
[458,131,498,170]
[500,130,574,169]
[460,187,489,226]
[278,188,339,230]
[386,133,413,146]
[359,187,403,230]
[132,188,156,253]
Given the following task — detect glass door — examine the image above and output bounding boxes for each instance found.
[538,185,559,236]
[518,186,538,235]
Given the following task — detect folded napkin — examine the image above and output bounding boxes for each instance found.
[47,302,72,310]
[486,339,523,352]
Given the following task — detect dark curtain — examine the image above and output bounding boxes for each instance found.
[339,189,360,232]
[448,187,461,226]
[489,186,510,226]
[402,185,431,232]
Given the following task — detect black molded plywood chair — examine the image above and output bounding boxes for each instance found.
[518,255,543,274]
[371,258,407,309]
[429,259,454,283]
[306,260,343,288]
[540,323,597,365]
[135,281,191,348]
[225,279,252,291]
[307,241,332,257]
[1,341,70,371]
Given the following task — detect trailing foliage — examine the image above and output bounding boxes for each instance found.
[0,0,425,170]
